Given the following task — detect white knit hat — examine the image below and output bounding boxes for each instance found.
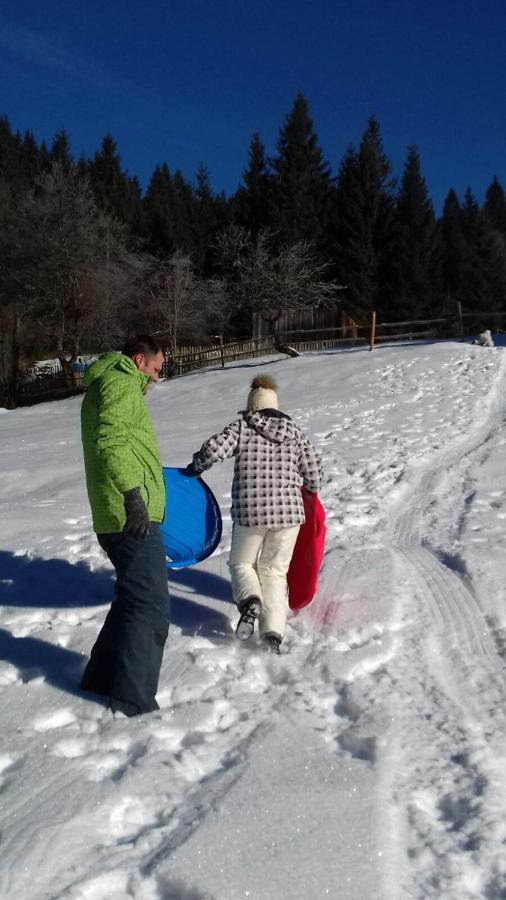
[246,375,278,410]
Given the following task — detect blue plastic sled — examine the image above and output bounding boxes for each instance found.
[160,467,222,569]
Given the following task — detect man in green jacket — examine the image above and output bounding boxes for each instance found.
[80,335,170,717]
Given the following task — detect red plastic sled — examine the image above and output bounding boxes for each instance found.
[287,490,326,610]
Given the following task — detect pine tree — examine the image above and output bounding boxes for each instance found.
[480,177,506,312]
[441,186,506,316]
[233,132,272,236]
[20,130,43,185]
[0,117,40,190]
[439,189,466,307]
[270,92,331,250]
[38,140,50,173]
[390,146,438,317]
[171,169,195,257]
[192,165,214,273]
[460,187,490,310]
[328,146,360,305]
[331,117,396,316]
[483,176,506,234]
[0,116,16,181]
[128,175,145,236]
[478,223,506,312]
[144,163,176,255]
[88,134,142,227]
[50,130,73,171]
[192,164,229,275]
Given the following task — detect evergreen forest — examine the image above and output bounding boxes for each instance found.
[1,91,506,405]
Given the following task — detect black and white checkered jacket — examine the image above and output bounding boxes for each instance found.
[192,409,322,527]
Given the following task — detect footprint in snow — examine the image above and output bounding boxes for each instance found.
[0,752,25,790]
[107,794,159,841]
[0,661,22,687]
[32,708,77,732]
[53,728,148,783]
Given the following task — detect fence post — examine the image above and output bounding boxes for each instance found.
[220,334,225,368]
[163,349,175,379]
[456,301,465,342]
[369,310,377,351]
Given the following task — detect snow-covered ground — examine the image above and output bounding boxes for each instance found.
[1,340,506,900]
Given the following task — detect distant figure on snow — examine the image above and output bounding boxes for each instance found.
[73,358,86,374]
[474,329,494,347]
[184,375,322,652]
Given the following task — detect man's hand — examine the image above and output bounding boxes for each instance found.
[122,487,151,539]
[181,463,199,478]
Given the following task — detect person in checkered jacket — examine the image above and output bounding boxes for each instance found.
[186,375,322,651]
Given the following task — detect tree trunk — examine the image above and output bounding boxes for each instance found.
[2,311,21,409]
[264,313,299,357]
[56,310,77,387]
[58,355,78,388]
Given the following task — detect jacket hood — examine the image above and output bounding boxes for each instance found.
[83,352,150,393]
[242,408,301,444]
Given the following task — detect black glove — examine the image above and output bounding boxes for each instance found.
[181,463,199,478]
[302,487,315,508]
[122,487,151,539]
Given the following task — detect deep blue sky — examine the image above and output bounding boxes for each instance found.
[1,1,505,213]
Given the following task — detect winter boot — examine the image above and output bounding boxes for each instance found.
[236,596,262,641]
[262,633,282,654]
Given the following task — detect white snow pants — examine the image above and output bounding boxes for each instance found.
[228,524,300,638]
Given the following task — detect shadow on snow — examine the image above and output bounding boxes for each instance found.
[0,550,234,698]
[0,627,93,700]
[0,549,113,609]
[169,565,233,638]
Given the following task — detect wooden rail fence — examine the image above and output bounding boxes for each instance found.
[13,305,506,405]
[162,313,456,375]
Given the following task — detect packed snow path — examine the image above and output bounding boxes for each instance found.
[0,341,505,899]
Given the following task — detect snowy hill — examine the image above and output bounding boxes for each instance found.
[1,341,505,900]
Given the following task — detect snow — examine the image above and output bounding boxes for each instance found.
[1,340,506,900]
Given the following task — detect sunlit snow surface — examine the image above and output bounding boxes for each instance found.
[1,340,505,900]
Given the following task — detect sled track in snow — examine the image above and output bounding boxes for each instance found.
[311,351,506,899]
[380,353,506,899]
[389,348,506,695]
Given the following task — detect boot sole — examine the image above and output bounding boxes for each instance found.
[236,601,261,641]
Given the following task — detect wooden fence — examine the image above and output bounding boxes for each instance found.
[13,305,506,405]
[163,336,278,376]
[16,365,86,403]
[163,312,457,375]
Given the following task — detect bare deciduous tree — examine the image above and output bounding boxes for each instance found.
[0,182,42,406]
[25,164,140,384]
[30,165,116,382]
[216,227,342,352]
[197,278,236,343]
[145,250,200,353]
[0,164,143,405]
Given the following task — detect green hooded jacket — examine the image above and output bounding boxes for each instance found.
[81,352,165,533]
